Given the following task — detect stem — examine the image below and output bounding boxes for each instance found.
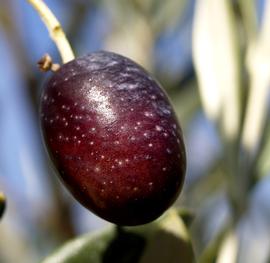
[27,0,75,63]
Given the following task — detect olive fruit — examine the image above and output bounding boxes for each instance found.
[40,51,186,226]
[0,192,6,219]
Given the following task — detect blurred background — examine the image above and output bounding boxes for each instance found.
[0,0,269,262]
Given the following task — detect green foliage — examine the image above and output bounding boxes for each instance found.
[41,209,195,263]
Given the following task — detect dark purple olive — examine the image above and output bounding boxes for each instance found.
[0,193,6,219]
[40,51,186,226]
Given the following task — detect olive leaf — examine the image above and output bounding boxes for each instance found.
[257,121,270,178]
[215,230,238,263]
[192,0,241,141]
[41,209,195,263]
[169,82,200,130]
[199,224,230,263]
[177,207,195,227]
[146,0,189,34]
[103,0,153,70]
[241,1,270,159]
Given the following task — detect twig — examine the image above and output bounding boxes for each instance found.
[27,0,75,63]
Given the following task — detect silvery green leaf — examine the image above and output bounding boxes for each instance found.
[41,209,195,263]
[193,0,241,140]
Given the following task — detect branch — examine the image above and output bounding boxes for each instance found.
[27,0,75,63]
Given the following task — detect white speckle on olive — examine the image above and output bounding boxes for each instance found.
[166,148,172,154]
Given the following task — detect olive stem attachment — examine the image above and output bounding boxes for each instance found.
[27,0,75,63]
[38,53,60,72]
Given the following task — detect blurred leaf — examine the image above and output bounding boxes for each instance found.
[191,192,230,260]
[128,0,189,34]
[103,0,153,70]
[199,225,230,263]
[41,209,195,263]
[236,179,270,263]
[148,0,188,34]
[257,119,270,178]
[169,81,200,130]
[216,230,238,263]
[238,0,257,42]
[192,0,241,141]
[241,1,270,158]
[0,192,6,219]
[103,0,189,71]
[177,207,195,227]
[187,160,226,207]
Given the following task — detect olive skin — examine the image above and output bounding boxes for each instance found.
[40,51,186,226]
